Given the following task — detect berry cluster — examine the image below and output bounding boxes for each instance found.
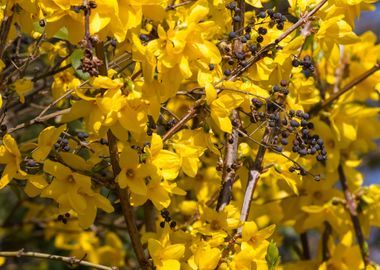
[248,80,325,180]
[160,209,176,229]
[57,213,70,224]
[77,132,89,140]
[54,137,70,152]
[292,55,315,77]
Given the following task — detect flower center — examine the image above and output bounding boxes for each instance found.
[126,169,135,178]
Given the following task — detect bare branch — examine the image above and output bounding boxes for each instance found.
[338,164,370,266]
[0,249,117,270]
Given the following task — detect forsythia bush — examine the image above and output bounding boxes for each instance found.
[0,0,379,269]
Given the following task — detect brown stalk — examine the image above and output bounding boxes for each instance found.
[338,164,370,266]
[216,0,245,212]
[0,249,117,270]
[309,62,380,116]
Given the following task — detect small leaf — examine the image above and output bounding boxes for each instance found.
[70,49,90,80]
[266,240,281,270]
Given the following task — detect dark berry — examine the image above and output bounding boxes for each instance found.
[54,143,60,149]
[100,138,108,145]
[256,35,264,43]
[165,216,171,222]
[65,213,70,217]
[235,52,245,60]
[257,11,266,18]
[147,129,153,136]
[224,69,232,76]
[280,80,287,87]
[267,9,274,17]
[228,31,236,39]
[62,218,67,224]
[281,138,288,145]
[240,36,248,43]
[208,63,215,71]
[274,146,283,152]
[299,148,307,156]
[289,166,295,172]
[233,15,241,22]
[27,160,37,167]
[310,147,316,154]
[317,154,324,161]
[245,26,252,33]
[317,139,324,146]
[160,221,165,228]
[249,45,257,53]
[139,34,149,42]
[290,119,300,127]
[57,215,63,221]
[63,145,70,152]
[258,27,267,35]
[89,1,97,9]
[161,209,169,217]
[276,22,284,30]
[170,221,176,228]
[39,19,46,27]
[292,59,300,67]
[272,85,280,92]
[289,110,295,117]
[62,138,69,145]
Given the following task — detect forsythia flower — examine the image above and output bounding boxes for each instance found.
[0,134,27,188]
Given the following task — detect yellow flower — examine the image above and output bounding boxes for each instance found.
[12,78,33,103]
[0,134,27,189]
[32,125,66,161]
[210,92,245,133]
[115,146,149,195]
[42,160,113,228]
[148,236,185,270]
[188,241,222,270]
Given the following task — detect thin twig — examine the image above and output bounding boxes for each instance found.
[165,0,196,10]
[300,232,311,260]
[322,221,332,262]
[0,249,117,270]
[8,108,71,133]
[309,62,380,116]
[162,101,203,142]
[338,164,369,266]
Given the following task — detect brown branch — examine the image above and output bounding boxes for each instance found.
[309,62,380,116]
[216,0,245,212]
[238,128,270,229]
[7,108,71,133]
[90,20,149,266]
[165,0,196,11]
[0,13,13,58]
[216,110,240,212]
[0,249,117,270]
[162,102,202,142]
[144,201,156,232]
[322,221,332,262]
[300,232,311,260]
[338,164,370,266]
[107,130,151,269]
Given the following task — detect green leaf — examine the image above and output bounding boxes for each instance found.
[266,240,281,270]
[70,49,90,80]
